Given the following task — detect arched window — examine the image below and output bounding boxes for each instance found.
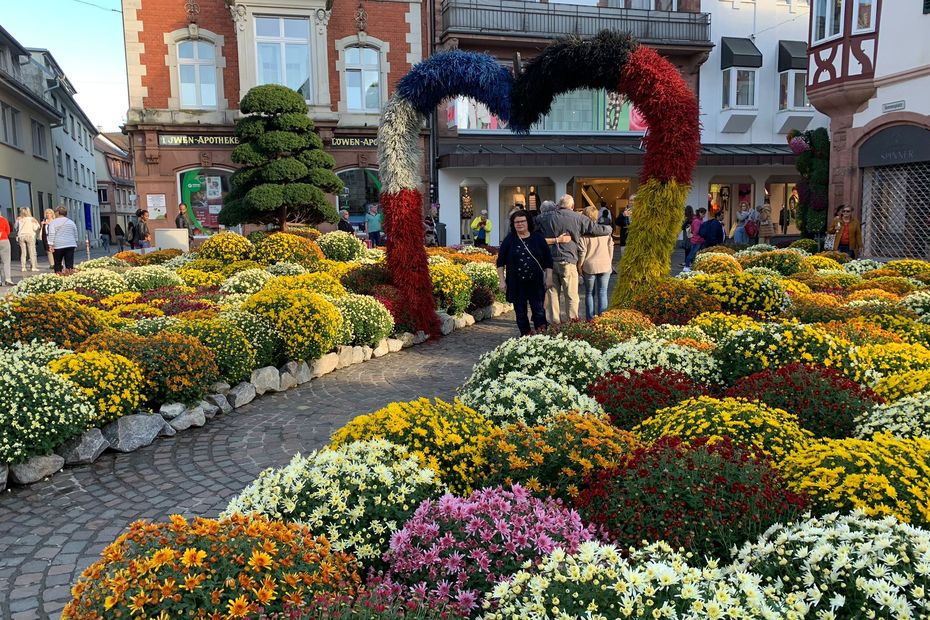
[344,46,381,112]
[178,40,217,108]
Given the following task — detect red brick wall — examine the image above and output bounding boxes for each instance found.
[136,0,240,110]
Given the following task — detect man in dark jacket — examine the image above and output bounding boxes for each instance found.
[535,195,611,323]
[698,211,726,249]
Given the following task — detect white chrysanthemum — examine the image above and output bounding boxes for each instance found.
[604,337,720,384]
[459,371,602,426]
[854,392,930,439]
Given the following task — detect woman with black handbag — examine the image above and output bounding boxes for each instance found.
[497,209,554,336]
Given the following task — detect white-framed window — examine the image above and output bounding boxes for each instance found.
[853,0,876,32]
[722,68,757,109]
[31,119,48,158]
[344,46,381,112]
[178,39,218,108]
[813,0,845,43]
[98,188,108,204]
[255,16,312,101]
[0,102,21,148]
[56,147,63,175]
[778,70,810,110]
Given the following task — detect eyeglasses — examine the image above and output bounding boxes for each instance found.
[842,210,851,214]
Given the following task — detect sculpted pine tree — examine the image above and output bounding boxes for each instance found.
[220,84,343,229]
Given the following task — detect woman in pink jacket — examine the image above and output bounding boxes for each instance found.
[683,207,707,272]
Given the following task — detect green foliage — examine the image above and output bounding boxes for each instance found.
[221,84,344,228]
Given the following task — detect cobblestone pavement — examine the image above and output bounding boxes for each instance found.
[0,316,517,620]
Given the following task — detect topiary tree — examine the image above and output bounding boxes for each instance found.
[788,127,831,238]
[220,84,343,229]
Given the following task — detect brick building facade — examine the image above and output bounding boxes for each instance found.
[121,0,428,238]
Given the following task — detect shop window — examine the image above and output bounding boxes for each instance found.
[337,168,381,224]
[344,46,381,112]
[255,16,312,101]
[722,68,757,110]
[459,178,488,244]
[779,71,810,111]
[178,40,218,108]
[179,168,232,234]
[0,176,12,223]
[813,0,844,43]
[14,180,31,212]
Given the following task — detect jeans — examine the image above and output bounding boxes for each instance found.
[139,240,151,249]
[547,261,580,323]
[583,272,610,319]
[838,244,855,258]
[101,235,110,254]
[368,231,382,246]
[512,281,547,336]
[685,243,701,268]
[53,247,75,273]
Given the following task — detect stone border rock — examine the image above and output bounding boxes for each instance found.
[0,303,512,491]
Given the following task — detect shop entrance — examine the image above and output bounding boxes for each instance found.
[571,177,636,241]
[708,180,754,236]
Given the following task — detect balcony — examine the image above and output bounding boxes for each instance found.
[440,0,712,48]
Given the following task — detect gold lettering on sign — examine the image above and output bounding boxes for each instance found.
[158,134,240,147]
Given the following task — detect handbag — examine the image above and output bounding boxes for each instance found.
[823,232,836,251]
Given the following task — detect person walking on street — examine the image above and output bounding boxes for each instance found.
[698,210,726,250]
[471,210,492,247]
[47,207,78,273]
[365,204,384,247]
[114,223,126,252]
[0,215,14,285]
[137,210,152,249]
[535,195,612,323]
[578,205,614,319]
[15,208,40,272]
[828,205,863,258]
[41,208,54,268]
[497,209,553,336]
[683,207,706,271]
[99,221,111,254]
[680,205,694,265]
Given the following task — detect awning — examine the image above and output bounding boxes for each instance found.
[437,142,796,168]
[721,37,763,69]
[778,40,808,72]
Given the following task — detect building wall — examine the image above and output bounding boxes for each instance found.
[51,98,99,244]
[700,0,828,145]
[0,89,58,224]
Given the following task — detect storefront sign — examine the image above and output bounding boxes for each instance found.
[330,136,377,149]
[859,125,930,168]
[158,134,240,147]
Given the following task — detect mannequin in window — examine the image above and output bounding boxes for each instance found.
[512,186,526,209]
[526,185,540,213]
[460,186,474,219]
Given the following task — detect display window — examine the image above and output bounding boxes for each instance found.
[178,167,232,233]
[338,168,382,226]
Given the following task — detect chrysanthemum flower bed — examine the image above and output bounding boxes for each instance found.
[64,247,930,619]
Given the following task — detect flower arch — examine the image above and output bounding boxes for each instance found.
[377,32,700,334]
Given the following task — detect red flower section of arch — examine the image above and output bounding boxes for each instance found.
[381,188,441,337]
[619,46,700,186]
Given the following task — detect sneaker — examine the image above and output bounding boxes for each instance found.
[681,267,691,273]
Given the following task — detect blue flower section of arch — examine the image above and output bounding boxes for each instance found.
[395,49,512,122]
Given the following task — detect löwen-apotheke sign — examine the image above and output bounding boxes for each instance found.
[329,136,377,148]
[158,134,240,147]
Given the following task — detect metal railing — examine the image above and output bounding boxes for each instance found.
[440,0,711,44]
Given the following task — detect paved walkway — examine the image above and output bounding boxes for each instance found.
[0,316,517,620]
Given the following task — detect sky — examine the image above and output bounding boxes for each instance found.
[4,0,128,131]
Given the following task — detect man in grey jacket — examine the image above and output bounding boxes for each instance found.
[535,195,612,323]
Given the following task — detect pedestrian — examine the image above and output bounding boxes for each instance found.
[47,206,78,273]
[578,205,614,319]
[683,207,706,271]
[698,209,726,250]
[99,221,111,254]
[471,210,492,247]
[137,210,152,249]
[496,209,553,336]
[365,204,384,246]
[0,214,13,285]
[15,208,40,272]
[41,208,55,267]
[828,205,862,258]
[114,223,126,252]
[175,203,190,235]
[680,205,694,264]
[597,201,613,227]
[535,194,612,323]
[338,209,355,233]
[733,202,752,245]
[127,220,137,249]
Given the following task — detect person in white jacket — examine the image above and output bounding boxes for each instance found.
[15,208,40,272]
[47,207,79,273]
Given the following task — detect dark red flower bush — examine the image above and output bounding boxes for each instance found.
[725,363,884,439]
[372,284,416,334]
[575,436,808,560]
[588,368,708,429]
[342,263,393,295]
[466,285,495,314]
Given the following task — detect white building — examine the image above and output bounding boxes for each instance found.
[686,0,829,236]
[23,49,100,246]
